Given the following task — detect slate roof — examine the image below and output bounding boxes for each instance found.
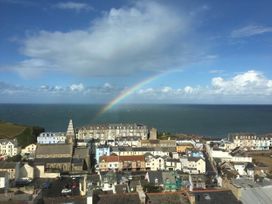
[146,192,190,204]
[112,146,175,152]
[35,144,73,158]
[0,171,8,177]
[88,174,100,184]
[95,193,141,204]
[245,162,255,170]
[188,157,204,162]
[0,138,18,146]
[240,185,272,204]
[71,158,84,166]
[114,184,128,194]
[192,190,241,204]
[147,171,163,185]
[73,147,89,158]
[0,161,17,169]
[34,157,71,165]
[162,171,176,184]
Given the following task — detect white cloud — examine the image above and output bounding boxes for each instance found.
[13,59,53,79]
[184,86,194,94]
[161,86,173,93]
[231,25,272,38]
[3,70,272,104]
[211,70,271,95]
[54,2,91,11]
[0,81,26,95]
[69,83,84,92]
[138,88,155,95]
[103,83,112,89]
[11,1,204,77]
[135,70,272,103]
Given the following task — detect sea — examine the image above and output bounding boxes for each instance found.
[1,104,272,138]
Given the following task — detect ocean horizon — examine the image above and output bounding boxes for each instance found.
[1,104,272,138]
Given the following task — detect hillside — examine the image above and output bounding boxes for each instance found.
[0,121,44,147]
[0,121,26,139]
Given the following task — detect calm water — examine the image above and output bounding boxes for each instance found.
[0,104,272,138]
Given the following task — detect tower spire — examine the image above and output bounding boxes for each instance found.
[66,119,75,144]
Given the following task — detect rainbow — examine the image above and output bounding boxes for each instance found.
[97,72,164,117]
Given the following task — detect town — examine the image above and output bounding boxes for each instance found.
[0,119,272,204]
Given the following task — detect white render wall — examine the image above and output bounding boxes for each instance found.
[0,140,19,157]
[37,132,66,144]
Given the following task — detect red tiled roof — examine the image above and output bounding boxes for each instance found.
[99,155,145,163]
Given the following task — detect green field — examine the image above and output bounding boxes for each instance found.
[0,121,44,147]
[0,121,26,139]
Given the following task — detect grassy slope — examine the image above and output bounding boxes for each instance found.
[0,121,42,148]
[0,121,26,139]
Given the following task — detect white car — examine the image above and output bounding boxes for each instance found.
[61,188,72,194]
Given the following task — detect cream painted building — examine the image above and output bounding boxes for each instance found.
[228,133,272,150]
[77,123,149,141]
[111,146,174,157]
[19,163,34,179]
[181,157,206,174]
[140,139,176,148]
[99,155,146,172]
[145,154,166,171]
[0,139,20,157]
[165,158,182,171]
[21,143,36,155]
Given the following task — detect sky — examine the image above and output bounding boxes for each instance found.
[1,0,272,104]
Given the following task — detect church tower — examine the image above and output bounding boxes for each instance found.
[66,119,75,145]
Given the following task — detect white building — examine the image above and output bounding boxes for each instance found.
[145,154,166,171]
[180,157,206,174]
[37,132,66,144]
[111,146,174,157]
[0,171,9,189]
[228,133,272,151]
[0,139,20,157]
[209,149,252,163]
[165,158,182,171]
[21,143,36,155]
[77,123,149,141]
[37,119,75,145]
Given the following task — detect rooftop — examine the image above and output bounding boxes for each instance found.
[35,143,73,158]
[231,177,272,188]
[100,155,145,163]
[191,190,241,204]
[146,192,190,204]
[95,193,141,204]
[0,161,17,169]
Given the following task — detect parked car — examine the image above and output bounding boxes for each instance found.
[61,188,72,194]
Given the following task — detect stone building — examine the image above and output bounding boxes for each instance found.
[149,128,157,140]
[21,143,36,156]
[34,119,90,176]
[35,143,73,172]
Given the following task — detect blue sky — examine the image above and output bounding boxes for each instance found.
[1,0,272,104]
